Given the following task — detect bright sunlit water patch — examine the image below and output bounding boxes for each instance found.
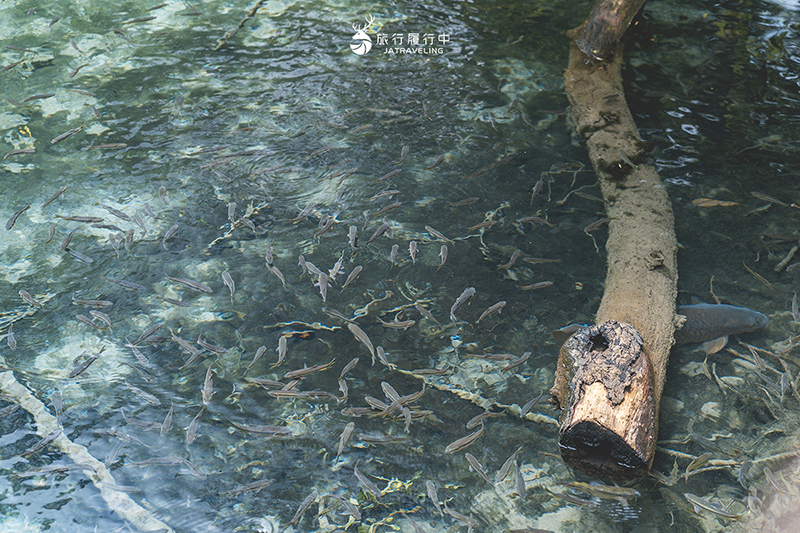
[1,0,800,531]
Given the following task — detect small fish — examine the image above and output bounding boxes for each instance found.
[426,480,442,514]
[738,460,752,489]
[66,248,94,263]
[496,446,523,483]
[448,197,479,207]
[50,126,83,145]
[160,402,174,437]
[227,202,236,224]
[365,222,390,245]
[519,281,553,290]
[520,392,544,417]
[68,63,88,78]
[425,225,454,243]
[336,422,355,458]
[375,169,401,182]
[6,205,30,230]
[89,310,112,328]
[165,275,213,293]
[124,228,134,251]
[415,304,440,325]
[222,271,235,301]
[328,254,345,280]
[445,423,484,453]
[221,478,274,497]
[19,289,42,307]
[267,263,287,287]
[584,218,609,233]
[328,494,361,520]
[186,406,205,445]
[7,323,16,350]
[42,186,68,209]
[375,201,402,217]
[409,241,418,263]
[73,296,113,308]
[158,296,188,307]
[450,287,476,324]
[499,250,521,269]
[289,491,319,525]
[468,219,497,231]
[322,307,353,323]
[45,223,56,244]
[127,343,151,367]
[133,213,147,235]
[122,15,157,24]
[162,224,179,249]
[314,215,334,238]
[316,272,329,302]
[390,244,399,265]
[438,244,448,268]
[60,227,80,250]
[426,154,445,170]
[349,123,373,134]
[354,464,381,498]
[684,452,713,481]
[530,179,544,202]
[347,323,375,358]
[347,225,358,251]
[197,336,227,355]
[465,453,492,484]
[239,217,256,233]
[22,93,56,103]
[134,322,162,344]
[20,428,62,458]
[793,292,799,322]
[477,301,506,323]
[274,336,287,366]
[396,145,409,165]
[97,203,131,221]
[245,346,267,373]
[684,492,744,520]
[751,191,789,207]
[202,365,214,405]
[342,265,362,290]
[288,201,315,222]
[143,202,159,219]
[55,215,103,223]
[369,190,400,201]
[500,351,531,372]
[780,371,791,402]
[158,186,168,204]
[124,381,161,406]
[515,460,526,501]
[339,358,359,379]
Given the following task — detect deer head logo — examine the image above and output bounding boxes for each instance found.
[350,14,375,55]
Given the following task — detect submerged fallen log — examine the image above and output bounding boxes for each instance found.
[552,0,678,481]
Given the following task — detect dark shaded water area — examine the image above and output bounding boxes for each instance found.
[0,0,799,531]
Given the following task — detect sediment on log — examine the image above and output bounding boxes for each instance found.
[553,23,678,481]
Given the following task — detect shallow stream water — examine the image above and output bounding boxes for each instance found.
[1,0,800,532]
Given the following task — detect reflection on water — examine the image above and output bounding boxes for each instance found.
[1,0,800,532]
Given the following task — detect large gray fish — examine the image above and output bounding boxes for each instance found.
[674,304,769,345]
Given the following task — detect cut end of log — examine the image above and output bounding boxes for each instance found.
[559,420,649,481]
[551,321,656,481]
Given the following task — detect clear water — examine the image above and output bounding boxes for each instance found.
[0,0,799,531]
